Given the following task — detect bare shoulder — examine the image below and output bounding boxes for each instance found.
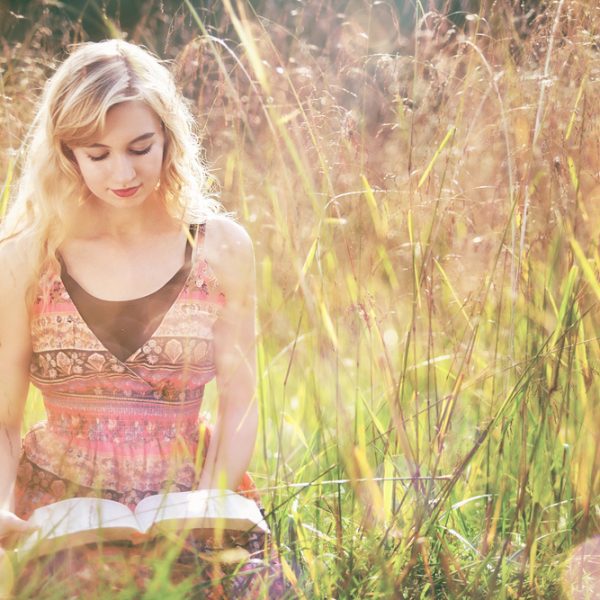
[204,216,255,295]
[204,215,253,260]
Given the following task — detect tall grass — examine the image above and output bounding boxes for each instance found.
[1,0,599,597]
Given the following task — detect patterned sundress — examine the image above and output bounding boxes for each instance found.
[12,224,287,598]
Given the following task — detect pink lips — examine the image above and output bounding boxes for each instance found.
[111,185,141,198]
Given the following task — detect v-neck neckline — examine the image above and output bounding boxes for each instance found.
[57,225,202,365]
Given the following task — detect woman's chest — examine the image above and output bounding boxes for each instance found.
[29,261,225,393]
[58,234,189,301]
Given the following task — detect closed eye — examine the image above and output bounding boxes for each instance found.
[131,144,153,156]
[88,153,109,162]
[87,144,153,162]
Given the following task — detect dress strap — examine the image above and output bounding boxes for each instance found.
[188,221,206,265]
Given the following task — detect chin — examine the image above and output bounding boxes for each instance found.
[96,191,145,207]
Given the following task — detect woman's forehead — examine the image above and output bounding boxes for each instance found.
[79,101,162,147]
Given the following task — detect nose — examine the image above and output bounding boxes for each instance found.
[113,153,136,186]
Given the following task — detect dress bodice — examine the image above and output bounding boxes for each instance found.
[22,225,226,495]
[57,226,195,362]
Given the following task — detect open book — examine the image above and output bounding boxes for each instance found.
[15,489,269,558]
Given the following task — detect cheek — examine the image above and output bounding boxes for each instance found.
[147,149,165,176]
[77,165,96,186]
[72,153,93,183]
[76,162,105,191]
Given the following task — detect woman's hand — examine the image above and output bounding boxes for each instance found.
[0,510,37,546]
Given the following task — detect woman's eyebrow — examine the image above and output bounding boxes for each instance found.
[87,132,155,148]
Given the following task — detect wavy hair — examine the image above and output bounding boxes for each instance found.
[2,39,220,294]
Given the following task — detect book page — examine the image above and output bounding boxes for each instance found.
[134,489,269,535]
[19,498,140,555]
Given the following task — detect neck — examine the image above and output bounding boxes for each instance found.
[75,195,180,242]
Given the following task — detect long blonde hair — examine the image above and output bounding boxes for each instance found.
[2,39,220,292]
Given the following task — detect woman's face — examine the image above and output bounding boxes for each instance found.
[71,100,165,210]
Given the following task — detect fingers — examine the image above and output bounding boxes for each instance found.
[0,512,39,540]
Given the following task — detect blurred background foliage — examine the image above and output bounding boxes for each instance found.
[1,0,599,598]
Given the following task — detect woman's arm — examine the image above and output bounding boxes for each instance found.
[0,240,37,539]
[196,217,258,491]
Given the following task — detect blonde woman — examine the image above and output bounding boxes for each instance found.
[0,40,285,597]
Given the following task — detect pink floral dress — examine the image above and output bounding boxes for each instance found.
[13,225,287,598]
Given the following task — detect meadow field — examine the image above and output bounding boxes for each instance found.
[1,0,599,598]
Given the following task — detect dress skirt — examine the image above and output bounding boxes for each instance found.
[13,428,288,599]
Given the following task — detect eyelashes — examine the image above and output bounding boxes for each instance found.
[131,145,153,156]
[88,144,153,162]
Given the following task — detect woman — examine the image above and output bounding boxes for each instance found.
[0,40,285,597]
